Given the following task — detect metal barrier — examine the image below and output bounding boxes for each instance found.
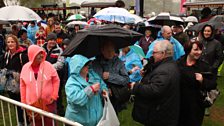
[0,95,83,126]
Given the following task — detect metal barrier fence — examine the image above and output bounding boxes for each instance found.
[0,95,83,126]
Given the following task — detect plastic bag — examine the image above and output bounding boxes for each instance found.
[97,94,120,126]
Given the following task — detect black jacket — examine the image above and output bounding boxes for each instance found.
[200,25,224,74]
[200,38,224,73]
[177,56,217,126]
[0,47,28,72]
[132,57,180,126]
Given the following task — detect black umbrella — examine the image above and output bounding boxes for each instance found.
[189,20,224,32]
[147,12,184,26]
[209,15,224,22]
[0,20,10,24]
[62,24,143,58]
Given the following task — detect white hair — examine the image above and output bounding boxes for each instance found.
[156,40,174,57]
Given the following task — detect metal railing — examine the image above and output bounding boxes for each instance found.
[0,95,83,126]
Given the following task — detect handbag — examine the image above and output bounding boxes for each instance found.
[97,94,120,126]
[1,53,23,93]
[0,68,7,92]
[201,89,220,108]
[4,70,20,93]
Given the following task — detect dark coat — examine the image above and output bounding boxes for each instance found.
[0,46,28,72]
[200,25,224,74]
[177,56,217,126]
[139,36,154,55]
[173,32,189,46]
[132,57,180,126]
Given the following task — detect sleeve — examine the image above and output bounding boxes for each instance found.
[107,60,129,86]
[20,70,26,104]
[132,71,170,99]
[212,42,224,70]
[53,48,65,71]
[51,65,60,100]
[65,77,93,106]
[145,40,156,59]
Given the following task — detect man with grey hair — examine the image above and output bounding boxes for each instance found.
[146,25,185,60]
[130,40,180,126]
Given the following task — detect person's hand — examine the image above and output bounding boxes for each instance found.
[129,82,136,90]
[49,98,54,104]
[131,66,140,73]
[91,83,100,93]
[195,73,203,83]
[101,89,108,98]
[108,88,112,96]
[140,69,145,76]
[103,72,109,80]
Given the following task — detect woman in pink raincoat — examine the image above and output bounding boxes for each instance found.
[20,45,60,126]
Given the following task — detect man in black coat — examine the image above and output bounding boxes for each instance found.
[130,40,180,126]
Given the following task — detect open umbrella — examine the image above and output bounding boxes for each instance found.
[66,14,86,21]
[147,12,184,26]
[66,21,88,29]
[0,20,10,25]
[62,24,143,58]
[93,7,135,24]
[189,20,224,32]
[185,16,198,23]
[0,5,41,21]
[209,15,224,22]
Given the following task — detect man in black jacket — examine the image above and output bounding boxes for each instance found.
[130,40,180,126]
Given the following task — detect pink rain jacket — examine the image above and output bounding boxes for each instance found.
[20,45,60,105]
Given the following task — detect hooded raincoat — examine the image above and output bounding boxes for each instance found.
[120,48,143,82]
[20,45,60,105]
[65,55,107,126]
[146,31,185,60]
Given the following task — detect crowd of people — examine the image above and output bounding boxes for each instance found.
[0,5,224,126]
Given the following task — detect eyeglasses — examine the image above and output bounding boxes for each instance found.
[152,51,163,54]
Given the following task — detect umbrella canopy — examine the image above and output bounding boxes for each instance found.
[66,14,86,21]
[185,16,198,23]
[93,7,135,24]
[0,5,41,21]
[130,14,144,24]
[209,15,224,22]
[0,20,10,25]
[147,12,184,26]
[189,18,224,32]
[62,24,143,58]
[66,21,88,29]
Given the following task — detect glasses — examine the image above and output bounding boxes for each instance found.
[152,51,163,55]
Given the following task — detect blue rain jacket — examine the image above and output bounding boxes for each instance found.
[120,49,143,82]
[64,55,107,126]
[146,31,185,60]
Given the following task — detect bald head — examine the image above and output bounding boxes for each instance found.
[161,25,172,40]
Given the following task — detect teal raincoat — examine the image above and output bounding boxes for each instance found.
[64,55,107,126]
